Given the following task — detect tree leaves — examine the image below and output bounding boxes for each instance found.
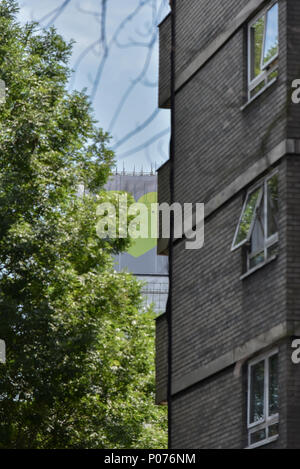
[0,0,167,449]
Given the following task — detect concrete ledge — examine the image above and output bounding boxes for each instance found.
[155,312,168,405]
[172,321,293,396]
[155,311,167,322]
[160,0,267,105]
[158,11,171,28]
[156,389,168,406]
[157,139,300,255]
[157,237,169,256]
[205,139,291,219]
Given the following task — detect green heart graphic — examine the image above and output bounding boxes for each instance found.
[127,192,157,258]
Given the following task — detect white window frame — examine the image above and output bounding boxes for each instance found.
[246,170,279,272]
[232,170,279,274]
[231,185,263,251]
[247,1,279,101]
[247,349,279,449]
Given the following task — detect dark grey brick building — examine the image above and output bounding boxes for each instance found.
[156,0,300,449]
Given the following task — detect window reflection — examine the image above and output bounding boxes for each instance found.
[251,17,265,79]
[269,354,279,416]
[248,2,279,100]
[263,3,279,68]
[232,172,279,274]
[248,352,279,448]
[250,360,265,424]
[232,188,262,249]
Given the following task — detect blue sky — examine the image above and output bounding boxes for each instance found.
[18,0,170,172]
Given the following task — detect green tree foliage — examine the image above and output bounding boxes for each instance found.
[0,0,167,449]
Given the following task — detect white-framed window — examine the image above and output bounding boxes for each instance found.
[248,1,279,101]
[231,171,279,274]
[247,349,279,449]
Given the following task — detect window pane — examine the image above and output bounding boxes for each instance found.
[267,243,278,259]
[250,428,266,446]
[249,250,265,269]
[267,174,279,238]
[263,3,278,67]
[268,68,278,83]
[268,423,279,438]
[250,197,265,254]
[250,360,265,424]
[251,16,265,79]
[250,80,266,99]
[233,188,262,248]
[269,354,279,416]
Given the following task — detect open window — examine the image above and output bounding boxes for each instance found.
[232,172,279,274]
[248,2,278,100]
[247,350,279,449]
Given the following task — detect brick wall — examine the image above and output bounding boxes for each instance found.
[155,313,168,405]
[172,365,244,449]
[157,160,170,255]
[172,160,287,381]
[173,0,287,207]
[287,0,300,138]
[286,156,300,323]
[156,0,300,449]
[172,340,290,449]
[285,156,300,448]
[175,0,249,77]
[159,14,171,108]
